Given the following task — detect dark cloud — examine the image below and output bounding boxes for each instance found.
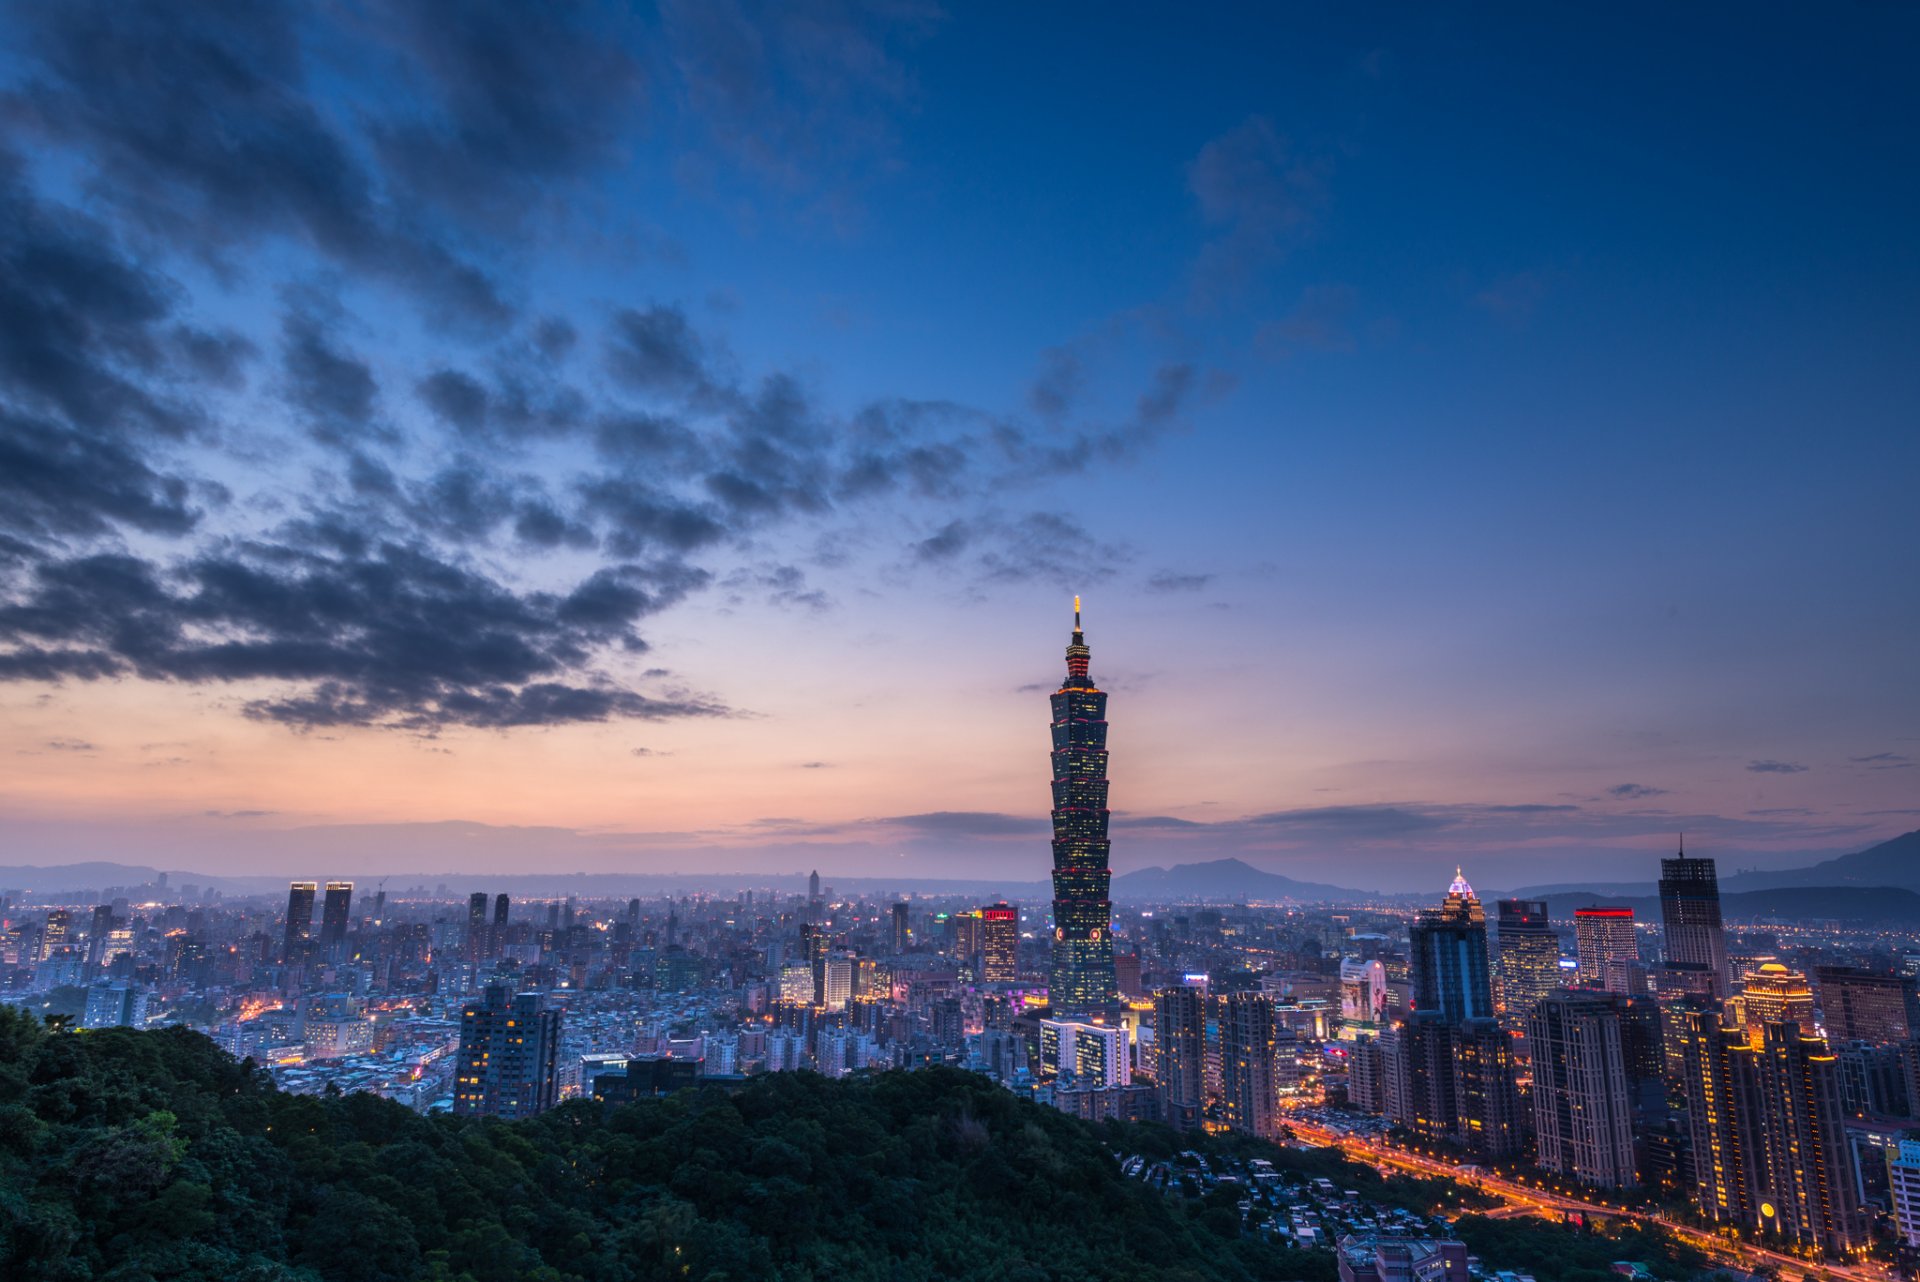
[279,306,384,447]
[0,543,723,730]
[721,563,830,612]
[1187,115,1326,298]
[1850,752,1912,769]
[976,513,1129,586]
[605,304,723,401]
[913,520,970,562]
[1747,759,1809,774]
[1606,783,1669,800]
[5,0,510,328]
[1146,571,1213,593]
[1028,346,1082,420]
[879,811,1049,838]
[0,413,199,543]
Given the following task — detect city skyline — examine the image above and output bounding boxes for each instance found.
[3,7,1917,892]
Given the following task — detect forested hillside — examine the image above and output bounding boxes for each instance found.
[0,1008,1333,1282]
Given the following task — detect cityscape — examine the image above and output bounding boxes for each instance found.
[6,610,1920,1280]
[2,5,1916,1282]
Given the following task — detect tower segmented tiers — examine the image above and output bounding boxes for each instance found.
[1048,598,1119,1015]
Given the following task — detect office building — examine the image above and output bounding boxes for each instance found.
[466,892,490,961]
[981,902,1018,982]
[1041,1019,1127,1090]
[84,904,114,970]
[890,901,910,954]
[319,881,352,962]
[1659,850,1730,997]
[1340,957,1388,1034]
[1453,1018,1525,1159]
[40,908,72,962]
[1528,991,1639,1188]
[82,981,147,1029]
[453,984,561,1119]
[1494,898,1560,1032]
[1334,1233,1469,1282]
[1573,907,1636,993]
[283,882,316,963]
[493,893,510,930]
[1408,869,1493,1024]
[1814,965,1918,1045]
[1047,599,1119,1014]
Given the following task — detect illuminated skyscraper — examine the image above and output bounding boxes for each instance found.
[1494,898,1561,1031]
[1814,965,1918,1044]
[1528,991,1639,1189]
[1741,963,1815,1046]
[1659,849,1730,997]
[1574,907,1636,992]
[1408,869,1492,1024]
[1220,992,1281,1138]
[319,881,352,962]
[493,893,510,929]
[282,882,316,963]
[1047,598,1118,1015]
[981,902,1018,983]
[40,909,71,962]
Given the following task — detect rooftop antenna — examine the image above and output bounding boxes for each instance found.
[1073,594,1081,629]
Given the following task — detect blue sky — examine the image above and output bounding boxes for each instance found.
[0,2,1914,890]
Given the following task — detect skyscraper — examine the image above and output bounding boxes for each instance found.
[1220,992,1280,1138]
[1494,898,1560,1031]
[890,901,910,954]
[1408,869,1493,1024]
[453,984,561,1120]
[1659,849,1730,997]
[467,891,490,962]
[981,902,1018,983]
[283,882,316,963]
[1528,991,1639,1189]
[85,903,114,970]
[1741,963,1815,1046]
[493,893,510,929]
[1454,1018,1525,1160]
[1573,907,1636,993]
[1154,985,1206,1129]
[1048,598,1118,1015]
[319,881,352,962]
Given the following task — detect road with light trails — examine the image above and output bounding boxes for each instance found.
[1283,1118,1891,1282]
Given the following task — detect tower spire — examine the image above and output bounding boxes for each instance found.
[1074,594,1081,630]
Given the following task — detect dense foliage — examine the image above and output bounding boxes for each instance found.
[1450,1212,1706,1282]
[0,1009,1337,1282]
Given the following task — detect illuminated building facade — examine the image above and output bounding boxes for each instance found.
[453,983,561,1119]
[1573,907,1636,993]
[1741,963,1815,1047]
[1047,599,1118,1015]
[1408,869,1492,1023]
[282,882,315,963]
[1220,992,1281,1138]
[981,902,1018,982]
[1528,991,1638,1188]
[1493,898,1561,1032]
[1814,965,1919,1044]
[319,881,352,962]
[1154,984,1206,1129]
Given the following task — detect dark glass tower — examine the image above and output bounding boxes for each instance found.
[1659,847,1730,997]
[1408,869,1493,1024]
[1048,598,1118,1014]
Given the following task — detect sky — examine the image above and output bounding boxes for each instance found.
[1,3,1915,892]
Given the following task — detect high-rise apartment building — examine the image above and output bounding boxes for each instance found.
[981,902,1017,983]
[1040,1019,1127,1089]
[1528,991,1639,1188]
[890,901,911,954]
[453,984,561,1119]
[83,904,114,970]
[1494,898,1561,1031]
[283,882,316,963]
[466,892,490,962]
[319,881,352,962]
[1679,1008,1863,1256]
[1659,851,1730,997]
[1047,599,1118,1015]
[1154,985,1206,1129]
[1814,965,1918,1044]
[1741,963,1815,1046]
[1892,1141,1920,1249]
[1408,869,1493,1024]
[1453,1018,1525,1160]
[1220,992,1281,1138]
[493,893,510,930]
[1573,907,1636,993]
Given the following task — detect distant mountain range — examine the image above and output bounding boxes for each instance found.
[1110,858,1369,903]
[1512,829,1920,899]
[1532,884,1920,925]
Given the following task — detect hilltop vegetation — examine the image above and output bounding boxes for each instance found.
[0,1008,1346,1282]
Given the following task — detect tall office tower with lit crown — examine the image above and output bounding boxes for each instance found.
[981,902,1018,982]
[1659,848,1731,997]
[1408,869,1493,1023]
[319,881,352,962]
[1494,898,1561,1031]
[1154,985,1207,1129]
[283,882,316,963]
[1574,907,1637,992]
[1047,599,1118,1015]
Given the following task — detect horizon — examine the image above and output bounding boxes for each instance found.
[3,6,1916,894]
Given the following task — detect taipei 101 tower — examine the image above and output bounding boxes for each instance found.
[1048,598,1119,1014]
